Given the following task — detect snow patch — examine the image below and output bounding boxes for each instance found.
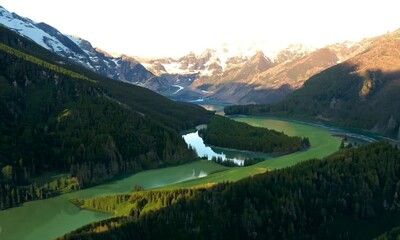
[201,90,213,94]
[189,98,204,102]
[67,35,82,46]
[0,9,71,54]
[171,84,184,94]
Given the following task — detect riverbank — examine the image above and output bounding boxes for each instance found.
[0,116,373,240]
[0,161,226,240]
[227,113,395,143]
[162,117,342,189]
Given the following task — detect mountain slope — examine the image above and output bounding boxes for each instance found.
[191,48,343,104]
[1,6,374,105]
[61,142,400,240]
[275,30,400,139]
[0,25,213,209]
[0,6,157,85]
[197,51,278,104]
[226,30,400,139]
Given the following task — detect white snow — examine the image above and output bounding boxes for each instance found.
[0,7,73,55]
[162,62,192,74]
[189,98,204,102]
[141,62,153,69]
[199,68,214,76]
[171,84,184,94]
[111,58,120,67]
[141,41,315,77]
[67,35,82,46]
[0,6,99,71]
[201,90,213,94]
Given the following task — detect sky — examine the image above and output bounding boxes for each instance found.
[1,0,400,58]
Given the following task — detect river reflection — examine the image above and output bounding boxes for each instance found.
[0,117,379,240]
[183,131,273,166]
[0,161,214,240]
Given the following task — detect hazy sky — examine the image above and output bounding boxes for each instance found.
[1,0,399,58]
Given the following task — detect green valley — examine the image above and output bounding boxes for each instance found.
[0,117,343,240]
[61,142,400,240]
[0,26,213,210]
[0,160,226,240]
[171,117,341,188]
[2,3,400,240]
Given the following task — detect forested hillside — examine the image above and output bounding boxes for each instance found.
[225,30,400,140]
[199,115,310,154]
[0,26,213,209]
[60,142,400,240]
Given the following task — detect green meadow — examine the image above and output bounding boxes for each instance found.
[0,117,342,240]
[160,117,341,189]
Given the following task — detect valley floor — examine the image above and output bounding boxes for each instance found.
[0,116,368,240]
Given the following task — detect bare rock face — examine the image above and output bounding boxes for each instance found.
[152,62,167,74]
[179,62,189,70]
[208,62,223,72]
[247,51,275,72]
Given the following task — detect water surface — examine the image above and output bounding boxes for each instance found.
[183,131,273,166]
[0,161,217,240]
[0,116,378,239]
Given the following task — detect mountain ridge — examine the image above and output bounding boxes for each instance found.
[0,25,213,210]
[225,30,400,140]
[0,6,158,86]
[0,5,390,105]
[141,40,371,104]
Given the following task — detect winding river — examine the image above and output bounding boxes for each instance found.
[0,117,378,240]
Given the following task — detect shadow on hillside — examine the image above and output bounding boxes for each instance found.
[209,82,294,105]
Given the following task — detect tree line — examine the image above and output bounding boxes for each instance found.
[0,28,212,210]
[60,142,400,240]
[199,115,310,154]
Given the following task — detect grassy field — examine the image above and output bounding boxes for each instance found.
[71,117,341,218]
[159,117,341,189]
[75,117,341,216]
[238,117,341,168]
[78,160,229,196]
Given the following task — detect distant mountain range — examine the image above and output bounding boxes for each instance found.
[226,29,400,140]
[0,6,376,105]
[141,42,368,104]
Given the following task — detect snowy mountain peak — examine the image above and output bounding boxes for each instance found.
[0,5,155,84]
[0,6,97,69]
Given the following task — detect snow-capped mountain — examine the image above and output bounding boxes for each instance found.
[0,5,373,104]
[142,43,314,77]
[142,49,246,77]
[0,6,154,84]
[275,44,316,63]
[140,41,369,104]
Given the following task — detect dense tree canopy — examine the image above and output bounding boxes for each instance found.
[225,61,400,140]
[61,142,400,240]
[0,26,213,210]
[199,115,310,154]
